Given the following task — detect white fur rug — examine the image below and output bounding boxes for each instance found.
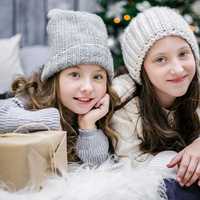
[0,160,170,200]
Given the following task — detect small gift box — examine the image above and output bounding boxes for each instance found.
[0,130,67,191]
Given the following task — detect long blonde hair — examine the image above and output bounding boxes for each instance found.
[12,71,120,161]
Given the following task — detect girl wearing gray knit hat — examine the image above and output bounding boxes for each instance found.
[0,9,120,165]
[111,6,200,191]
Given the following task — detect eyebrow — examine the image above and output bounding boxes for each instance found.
[152,45,191,57]
[67,66,106,74]
[150,52,166,58]
[178,46,191,50]
[70,65,80,69]
[95,69,106,73]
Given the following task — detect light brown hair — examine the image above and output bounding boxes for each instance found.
[12,71,120,161]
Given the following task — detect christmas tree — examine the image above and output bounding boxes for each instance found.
[96,0,200,69]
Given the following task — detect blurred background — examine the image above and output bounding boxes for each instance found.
[97,0,200,68]
[0,0,200,74]
[0,0,99,46]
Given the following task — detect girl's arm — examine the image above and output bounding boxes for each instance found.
[76,128,109,165]
[167,138,200,187]
[167,108,200,187]
[0,97,61,133]
[76,94,110,165]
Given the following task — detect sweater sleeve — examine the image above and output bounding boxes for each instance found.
[0,97,61,133]
[75,128,109,166]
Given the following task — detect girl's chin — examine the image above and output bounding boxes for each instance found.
[73,108,92,115]
[69,102,97,115]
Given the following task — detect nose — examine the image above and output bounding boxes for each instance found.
[80,79,93,94]
[170,59,184,75]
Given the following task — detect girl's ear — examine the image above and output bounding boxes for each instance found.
[112,74,136,103]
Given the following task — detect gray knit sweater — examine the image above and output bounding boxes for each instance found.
[0,97,109,165]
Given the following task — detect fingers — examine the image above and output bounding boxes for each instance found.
[185,159,200,187]
[176,154,191,186]
[168,139,200,187]
[176,155,200,187]
[167,150,183,168]
[95,94,110,113]
[78,94,110,129]
[182,157,198,186]
[95,94,109,108]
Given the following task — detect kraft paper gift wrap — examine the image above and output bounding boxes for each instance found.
[0,130,67,191]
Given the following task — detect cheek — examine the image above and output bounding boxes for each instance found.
[144,65,158,84]
[185,59,196,79]
[96,83,107,98]
[58,79,71,103]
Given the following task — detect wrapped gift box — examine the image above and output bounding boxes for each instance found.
[0,131,67,191]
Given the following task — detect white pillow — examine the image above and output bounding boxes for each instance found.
[0,34,24,93]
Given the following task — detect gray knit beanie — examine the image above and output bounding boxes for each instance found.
[121,6,200,85]
[41,9,114,81]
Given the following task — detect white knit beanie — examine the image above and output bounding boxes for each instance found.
[41,9,114,81]
[121,6,200,85]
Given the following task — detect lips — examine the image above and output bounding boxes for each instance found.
[74,97,94,103]
[167,75,188,83]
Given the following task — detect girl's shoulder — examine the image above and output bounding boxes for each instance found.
[0,97,27,108]
[112,95,139,120]
[111,75,142,141]
[112,74,136,103]
[0,97,25,108]
[0,96,61,133]
[112,74,140,123]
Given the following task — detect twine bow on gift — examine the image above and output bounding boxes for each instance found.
[0,123,67,191]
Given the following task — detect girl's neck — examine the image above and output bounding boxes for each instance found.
[156,92,176,109]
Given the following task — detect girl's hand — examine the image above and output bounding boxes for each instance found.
[167,138,200,187]
[78,94,110,130]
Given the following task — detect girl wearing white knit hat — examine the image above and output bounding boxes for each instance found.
[112,6,200,191]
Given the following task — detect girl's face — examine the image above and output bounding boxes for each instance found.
[143,36,196,108]
[59,64,107,114]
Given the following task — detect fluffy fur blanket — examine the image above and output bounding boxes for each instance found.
[0,160,170,200]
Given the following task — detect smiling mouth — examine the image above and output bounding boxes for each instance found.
[74,97,94,103]
[167,75,188,83]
